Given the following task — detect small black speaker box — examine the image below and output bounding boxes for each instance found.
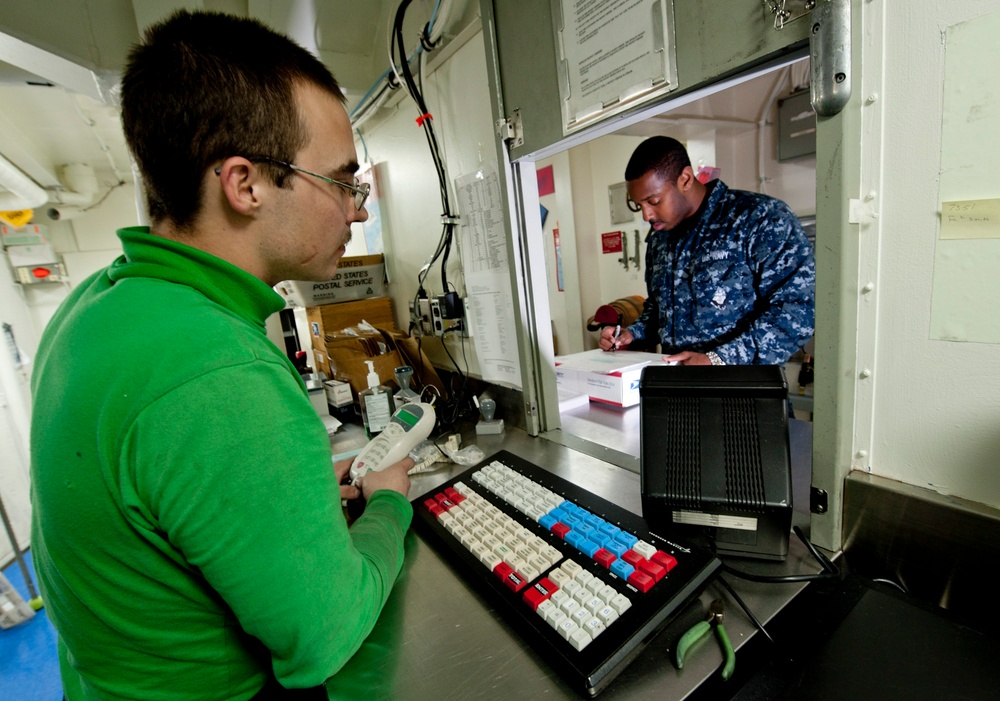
[639,365,792,561]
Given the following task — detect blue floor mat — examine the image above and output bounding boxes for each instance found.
[1,551,62,701]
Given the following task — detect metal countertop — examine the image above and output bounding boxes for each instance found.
[325,423,822,700]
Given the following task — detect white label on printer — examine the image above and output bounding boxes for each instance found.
[672,510,757,531]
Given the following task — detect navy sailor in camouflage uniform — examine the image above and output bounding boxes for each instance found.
[598,136,815,365]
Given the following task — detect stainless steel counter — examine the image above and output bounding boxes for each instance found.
[325,425,824,700]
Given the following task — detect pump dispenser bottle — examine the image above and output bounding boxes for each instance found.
[359,360,393,438]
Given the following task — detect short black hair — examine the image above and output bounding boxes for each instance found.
[625,136,691,182]
[121,10,345,228]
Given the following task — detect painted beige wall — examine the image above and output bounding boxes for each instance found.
[854,0,1000,507]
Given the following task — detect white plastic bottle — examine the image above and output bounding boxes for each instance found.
[359,360,393,438]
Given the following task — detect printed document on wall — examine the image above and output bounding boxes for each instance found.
[456,162,522,388]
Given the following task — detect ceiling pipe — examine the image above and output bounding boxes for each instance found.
[0,153,48,211]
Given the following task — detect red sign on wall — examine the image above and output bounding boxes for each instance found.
[601,231,623,254]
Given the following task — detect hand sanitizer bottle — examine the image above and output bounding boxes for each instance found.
[393,365,420,410]
[359,360,393,438]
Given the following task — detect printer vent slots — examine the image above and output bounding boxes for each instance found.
[721,397,766,511]
[662,396,701,509]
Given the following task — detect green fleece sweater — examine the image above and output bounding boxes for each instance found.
[30,227,412,700]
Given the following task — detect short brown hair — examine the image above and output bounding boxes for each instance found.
[121,10,345,228]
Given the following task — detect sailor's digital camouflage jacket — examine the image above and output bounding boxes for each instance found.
[626,180,815,365]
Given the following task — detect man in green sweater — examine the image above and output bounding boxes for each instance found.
[30,10,412,700]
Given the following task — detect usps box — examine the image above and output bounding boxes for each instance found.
[555,350,668,408]
[275,254,385,307]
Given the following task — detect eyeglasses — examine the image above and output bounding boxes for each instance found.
[626,196,642,213]
[216,156,370,211]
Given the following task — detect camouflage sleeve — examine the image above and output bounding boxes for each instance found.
[626,231,659,344]
[713,208,815,365]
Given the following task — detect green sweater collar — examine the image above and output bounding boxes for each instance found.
[108,226,285,328]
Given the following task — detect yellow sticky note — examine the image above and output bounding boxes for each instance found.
[0,210,33,228]
[940,199,1000,239]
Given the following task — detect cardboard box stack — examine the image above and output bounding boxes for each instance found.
[306,296,396,379]
[274,254,385,307]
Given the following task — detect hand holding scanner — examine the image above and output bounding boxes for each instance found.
[350,402,436,484]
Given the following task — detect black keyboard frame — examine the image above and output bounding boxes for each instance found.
[411,450,722,697]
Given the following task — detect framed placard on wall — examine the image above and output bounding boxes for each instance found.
[551,0,678,135]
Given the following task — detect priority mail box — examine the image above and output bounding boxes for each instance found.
[275,254,385,307]
[554,350,668,408]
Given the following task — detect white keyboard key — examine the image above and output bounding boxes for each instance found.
[519,563,540,582]
[585,577,604,595]
[559,598,580,617]
[540,546,563,568]
[536,599,554,618]
[562,560,583,578]
[568,627,592,651]
[572,607,591,626]
[562,579,582,597]
[598,585,618,604]
[548,568,570,588]
[549,590,568,607]
[576,570,595,588]
[610,593,632,615]
[546,607,567,628]
[584,617,607,638]
[585,597,605,615]
[633,540,657,560]
[481,552,502,570]
[529,555,550,574]
[572,587,591,605]
[597,605,619,626]
[557,618,579,641]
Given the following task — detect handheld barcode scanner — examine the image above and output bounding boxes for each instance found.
[350,402,436,485]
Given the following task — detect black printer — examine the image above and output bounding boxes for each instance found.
[639,364,792,560]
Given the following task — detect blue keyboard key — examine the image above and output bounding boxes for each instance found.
[599,522,620,538]
[550,507,569,522]
[589,531,610,547]
[605,540,628,557]
[575,522,594,539]
[563,514,581,528]
[611,560,635,580]
[565,531,585,549]
[578,539,600,558]
[585,514,605,529]
[539,514,557,530]
[614,532,638,550]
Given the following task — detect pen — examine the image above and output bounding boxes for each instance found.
[611,323,621,352]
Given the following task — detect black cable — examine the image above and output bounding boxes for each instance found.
[719,526,841,584]
[716,575,775,645]
[393,0,457,296]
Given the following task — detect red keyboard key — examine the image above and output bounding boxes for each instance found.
[621,550,646,568]
[627,570,655,593]
[503,570,529,593]
[423,498,438,510]
[428,504,444,517]
[651,551,678,572]
[638,559,666,582]
[494,561,512,580]
[443,487,465,504]
[551,522,571,539]
[593,549,617,569]
[522,577,558,611]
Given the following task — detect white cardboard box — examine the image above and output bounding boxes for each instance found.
[554,350,668,408]
[275,254,385,307]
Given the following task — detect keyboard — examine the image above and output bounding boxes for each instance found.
[412,450,722,696]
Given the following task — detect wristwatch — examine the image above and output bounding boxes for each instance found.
[707,351,724,366]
